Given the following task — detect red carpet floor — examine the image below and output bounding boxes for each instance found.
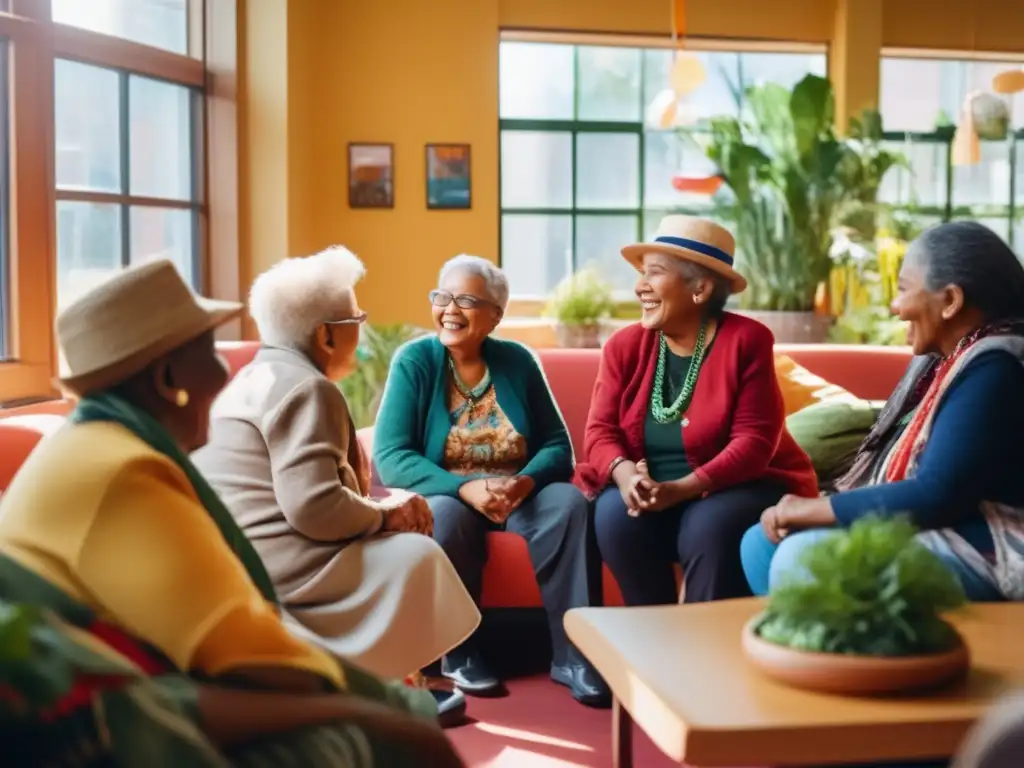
[447,674,690,767]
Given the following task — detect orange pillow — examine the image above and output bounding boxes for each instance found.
[774,353,855,416]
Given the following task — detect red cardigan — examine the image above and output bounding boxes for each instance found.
[573,313,818,500]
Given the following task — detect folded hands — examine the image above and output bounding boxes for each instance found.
[459,475,536,524]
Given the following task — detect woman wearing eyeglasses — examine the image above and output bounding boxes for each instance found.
[193,246,480,727]
[373,255,609,708]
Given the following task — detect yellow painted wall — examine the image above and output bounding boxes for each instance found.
[237,0,1024,332]
[883,0,1024,52]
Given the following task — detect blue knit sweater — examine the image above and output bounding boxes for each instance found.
[832,350,1024,553]
[372,335,573,497]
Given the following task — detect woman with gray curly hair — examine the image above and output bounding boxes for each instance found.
[373,255,609,708]
[192,246,480,726]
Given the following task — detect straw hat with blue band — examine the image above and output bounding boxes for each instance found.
[621,215,747,294]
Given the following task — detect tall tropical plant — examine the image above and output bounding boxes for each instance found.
[689,74,904,312]
[837,110,908,242]
[339,323,427,428]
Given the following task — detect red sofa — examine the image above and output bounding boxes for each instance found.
[0,340,913,608]
[214,340,914,608]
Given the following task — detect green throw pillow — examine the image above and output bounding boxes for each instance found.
[786,398,881,484]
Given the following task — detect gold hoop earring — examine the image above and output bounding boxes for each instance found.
[175,389,190,408]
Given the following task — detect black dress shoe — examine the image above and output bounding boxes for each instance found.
[430,688,468,729]
[550,662,612,708]
[442,652,504,697]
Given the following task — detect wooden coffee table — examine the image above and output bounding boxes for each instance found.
[565,598,1024,767]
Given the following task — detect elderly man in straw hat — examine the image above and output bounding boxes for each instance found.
[573,215,817,606]
[192,246,480,725]
[0,260,464,766]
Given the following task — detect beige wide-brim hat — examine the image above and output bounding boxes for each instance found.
[57,259,244,396]
[621,215,747,294]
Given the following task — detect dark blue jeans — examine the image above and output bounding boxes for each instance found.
[595,480,784,604]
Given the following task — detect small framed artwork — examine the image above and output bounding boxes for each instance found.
[425,143,471,210]
[348,143,394,209]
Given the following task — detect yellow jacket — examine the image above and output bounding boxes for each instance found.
[0,420,342,687]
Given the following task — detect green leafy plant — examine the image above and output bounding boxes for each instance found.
[542,268,615,327]
[339,323,427,429]
[689,75,904,312]
[830,305,908,346]
[838,110,909,242]
[0,601,101,719]
[754,517,967,656]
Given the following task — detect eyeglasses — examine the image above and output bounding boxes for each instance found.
[325,311,368,326]
[429,290,490,310]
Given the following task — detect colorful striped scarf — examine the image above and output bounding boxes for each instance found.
[883,320,1024,483]
[843,320,1024,600]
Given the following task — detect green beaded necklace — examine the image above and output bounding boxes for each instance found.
[650,321,709,425]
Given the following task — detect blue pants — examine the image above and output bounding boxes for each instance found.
[740,525,1004,601]
[428,482,592,667]
[595,480,784,604]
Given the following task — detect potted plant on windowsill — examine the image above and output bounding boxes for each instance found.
[742,517,970,695]
[688,75,905,343]
[542,268,615,349]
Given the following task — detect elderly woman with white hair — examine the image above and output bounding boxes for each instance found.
[192,246,480,726]
[373,255,608,708]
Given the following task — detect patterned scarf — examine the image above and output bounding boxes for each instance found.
[883,320,1024,483]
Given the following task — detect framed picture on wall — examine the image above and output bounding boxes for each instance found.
[425,144,471,210]
[348,143,394,209]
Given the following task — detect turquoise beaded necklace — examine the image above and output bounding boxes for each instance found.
[650,321,709,425]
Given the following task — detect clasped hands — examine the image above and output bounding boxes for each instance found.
[459,475,535,524]
[617,460,694,517]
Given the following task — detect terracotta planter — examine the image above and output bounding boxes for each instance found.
[736,310,832,344]
[741,614,970,696]
[554,322,604,349]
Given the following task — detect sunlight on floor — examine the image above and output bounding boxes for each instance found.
[479,746,597,767]
[475,723,594,753]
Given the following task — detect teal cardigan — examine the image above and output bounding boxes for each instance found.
[373,335,573,497]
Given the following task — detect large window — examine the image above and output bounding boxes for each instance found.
[0,0,212,401]
[879,55,1024,248]
[51,0,188,55]
[55,59,201,309]
[499,38,827,296]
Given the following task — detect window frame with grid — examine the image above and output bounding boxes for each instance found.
[54,60,205,305]
[0,0,232,404]
[879,53,1024,248]
[878,129,1024,247]
[498,37,830,299]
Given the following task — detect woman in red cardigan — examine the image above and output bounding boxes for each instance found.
[576,216,818,605]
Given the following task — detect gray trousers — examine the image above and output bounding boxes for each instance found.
[426,482,591,667]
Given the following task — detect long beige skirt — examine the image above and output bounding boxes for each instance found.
[280,532,480,680]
